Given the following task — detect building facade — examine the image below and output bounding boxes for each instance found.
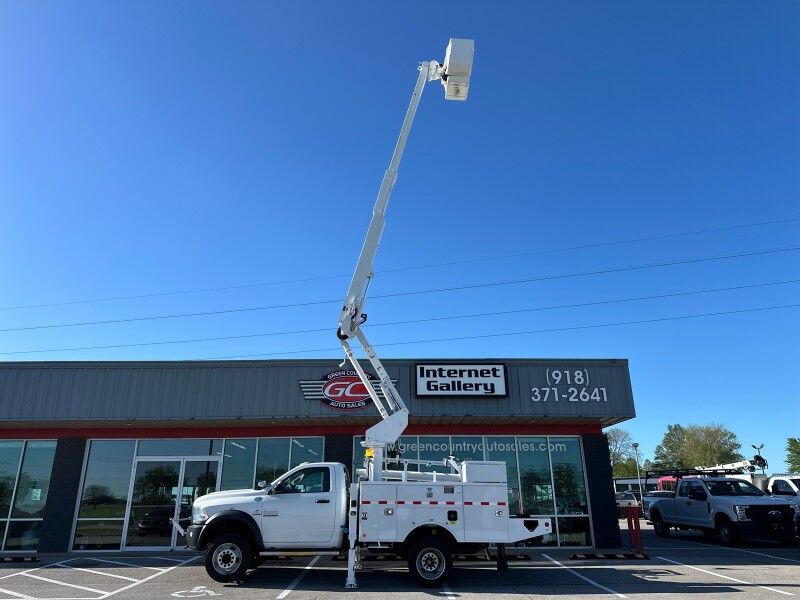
[0,358,635,553]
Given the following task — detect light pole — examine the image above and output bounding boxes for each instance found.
[632,442,643,501]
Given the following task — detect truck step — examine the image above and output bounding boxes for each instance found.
[259,550,341,557]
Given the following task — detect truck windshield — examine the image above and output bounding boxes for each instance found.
[705,480,765,496]
[792,479,800,489]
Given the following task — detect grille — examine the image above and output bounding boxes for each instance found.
[744,505,793,523]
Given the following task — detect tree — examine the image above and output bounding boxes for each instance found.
[613,457,639,478]
[606,427,634,467]
[653,423,742,469]
[787,438,800,473]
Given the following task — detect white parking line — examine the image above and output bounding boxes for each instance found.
[82,558,166,571]
[147,556,187,564]
[690,541,800,565]
[51,564,141,582]
[0,559,75,581]
[442,583,457,597]
[658,556,794,596]
[542,554,627,599]
[101,556,199,599]
[0,587,35,600]
[276,556,320,600]
[20,573,109,595]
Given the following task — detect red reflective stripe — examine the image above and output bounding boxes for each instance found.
[396,500,405,505]
[412,500,422,505]
[480,502,490,506]
[378,500,388,505]
[463,501,473,506]
[361,500,371,504]
[497,502,507,506]
[446,501,455,505]
[429,501,438,505]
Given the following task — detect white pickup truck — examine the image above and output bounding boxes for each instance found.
[185,461,550,586]
[648,476,798,545]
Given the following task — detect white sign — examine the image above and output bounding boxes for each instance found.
[416,364,506,396]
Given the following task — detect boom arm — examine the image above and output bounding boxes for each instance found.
[336,40,474,482]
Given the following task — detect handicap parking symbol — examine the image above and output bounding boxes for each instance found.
[171,585,221,597]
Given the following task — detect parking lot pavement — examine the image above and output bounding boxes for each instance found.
[2,525,796,600]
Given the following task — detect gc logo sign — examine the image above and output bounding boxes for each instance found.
[300,370,396,411]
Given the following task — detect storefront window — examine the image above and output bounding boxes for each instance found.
[0,441,23,518]
[12,441,56,519]
[550,437,588,515]
[557,516,592,546]
[450,436,484,462]
[220,439,257,490]
[77,440,135,518]
[485,436,521,511]
[5,521,42,551]
[290,438,324,468]
[73,520,125,551]
[136,439,221,457]
[256,438,290,485]
[418,436,450,473]
[517,437,554,515]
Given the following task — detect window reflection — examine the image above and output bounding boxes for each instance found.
[78,441,135,518]
[550,437,588,515]
[485,436,521,512]
[220,439,256,490]
[517,437,554,515]
[12,441,56,519]
[0,441,23,518]
[136,439,222,457]
[290,438,324,468]
[256,438,290,485]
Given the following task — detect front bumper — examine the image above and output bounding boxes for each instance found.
[737,520,796,540]
[185,524,206,550]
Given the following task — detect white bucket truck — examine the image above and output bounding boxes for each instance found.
[184,39,552,587]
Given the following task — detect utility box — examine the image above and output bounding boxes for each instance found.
[461,461,507,484]
[443,38,474,101]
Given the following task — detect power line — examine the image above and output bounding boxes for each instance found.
[0,244,797,334]
[207,302,800,360]
[2,278,797,356]
[0,216,796,312]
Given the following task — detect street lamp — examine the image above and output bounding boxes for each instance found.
[752,443,767,474]
[632,442,643,501]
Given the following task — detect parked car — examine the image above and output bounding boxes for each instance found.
[615,492,641,518]
[648,477,797,545]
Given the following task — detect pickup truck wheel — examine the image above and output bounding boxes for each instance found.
[408,538,452,587]
[716,518,738,546]
[652,515,670,538]
[702,529,717,540]
[205,534,252,583]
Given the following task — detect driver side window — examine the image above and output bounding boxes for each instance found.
[275,467,330,494]
[678,481,690,497]
[773,480,793,494]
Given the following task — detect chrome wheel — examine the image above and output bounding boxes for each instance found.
[213,543,242,574]
[416,548,445,580]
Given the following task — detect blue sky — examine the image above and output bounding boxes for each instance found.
[1,2,798,470]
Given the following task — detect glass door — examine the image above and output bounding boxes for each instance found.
[123,458,220,549]
[124,460,180,548]
[175,460,219,547]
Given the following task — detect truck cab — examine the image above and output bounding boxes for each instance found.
[185,462,349,581]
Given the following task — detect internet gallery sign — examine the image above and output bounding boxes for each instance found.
[416,364,507,397]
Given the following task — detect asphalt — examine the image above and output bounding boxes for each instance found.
[1,522,797,600]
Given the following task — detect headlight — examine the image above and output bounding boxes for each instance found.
[733,505,750,521]
[192,506,209,524]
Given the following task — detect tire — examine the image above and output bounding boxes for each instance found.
[652,514,670,538]
[702,529,717,540]
[407,538,453,587]
[205,533,252,583]
[716,518,738,546]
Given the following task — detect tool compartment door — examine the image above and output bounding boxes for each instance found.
[463,484,509,542]
[395,483,465,543]
[358,483,397,543]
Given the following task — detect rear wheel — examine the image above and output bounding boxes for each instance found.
[652,514,670,537]
[407,538,452,587]
[205,533,252,583]
[716,518,738,546]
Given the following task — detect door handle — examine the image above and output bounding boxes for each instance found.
[316,499,330,504]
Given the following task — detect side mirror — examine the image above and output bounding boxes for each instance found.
[256,480,268,489]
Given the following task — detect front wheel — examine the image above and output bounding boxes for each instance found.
[407,538,452,587]
[716,518,738,546]
[205,534,252,583]
[652,515,670,538]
